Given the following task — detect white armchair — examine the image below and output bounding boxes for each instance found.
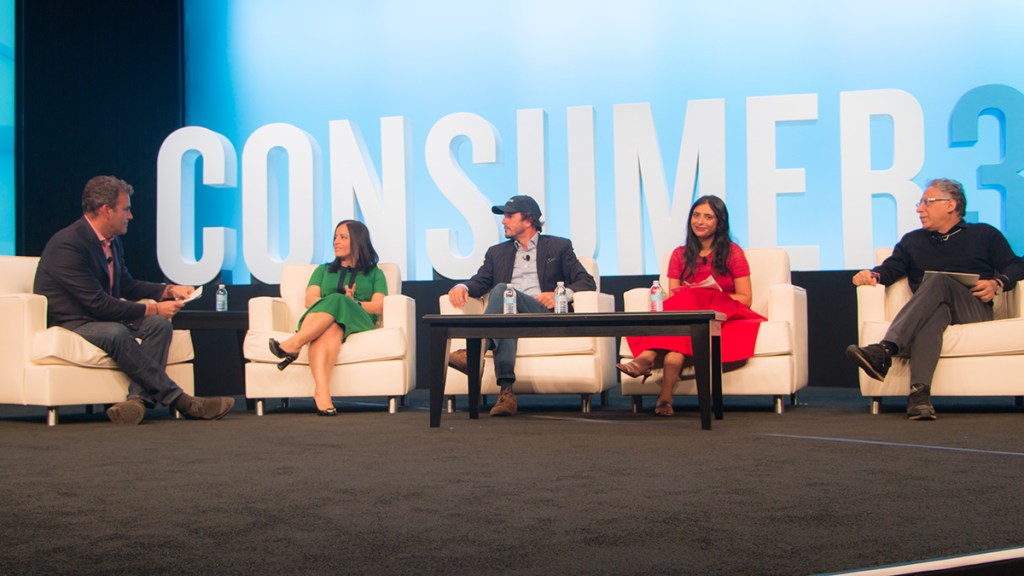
[243,263,416,414]
[855,247,1024,413]
[0,256,195,425]
[619,248,808,414]
[439,257,616,413]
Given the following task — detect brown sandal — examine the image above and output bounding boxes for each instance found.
[616,358,653,384]
[654,400,675,417]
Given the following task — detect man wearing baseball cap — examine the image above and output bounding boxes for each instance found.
[446,194,596,416]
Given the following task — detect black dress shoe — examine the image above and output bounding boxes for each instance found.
[268,338,298,370]
[317,407,338,417]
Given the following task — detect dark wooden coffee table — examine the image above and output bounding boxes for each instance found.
[422,311,724,429]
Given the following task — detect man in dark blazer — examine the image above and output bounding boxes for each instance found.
[34,175,234,425]
[447,194,596,416]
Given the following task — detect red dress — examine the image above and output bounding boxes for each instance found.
[627,244,766,363]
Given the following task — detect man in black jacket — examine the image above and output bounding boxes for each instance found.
[34,175,234,425]
[846,178,1024,420]
[446,195,596,416]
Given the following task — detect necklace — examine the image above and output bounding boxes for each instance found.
[935,228,963,242]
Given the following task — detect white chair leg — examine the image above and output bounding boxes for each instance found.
[581,394,592,413]
[631,396,642,414]
[47,407,58,426]
[791,392,799,406]
[773,395,784,414]
[446,396,455,414]
[171,407,183,419]
[871,397,881,415]
[388,397,398,414]
[256,399,265,416]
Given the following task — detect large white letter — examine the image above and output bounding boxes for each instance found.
[746,93,821,269]
[517,108,547,205]
[329,116,412,278]
[840,89,924,269]
[425,112,501,280]
[568,105,597,258]
[613,100,726,274]
[156,126,238,285]
[242,123,325,284]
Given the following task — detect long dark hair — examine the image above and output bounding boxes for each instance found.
[680,195,733,282]
[327,220,379,274]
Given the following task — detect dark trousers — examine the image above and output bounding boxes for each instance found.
[883,275,993,390]
[483,283,551,389]
[73,316,184,407]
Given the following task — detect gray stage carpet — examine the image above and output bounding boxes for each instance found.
[1,387,1022,575]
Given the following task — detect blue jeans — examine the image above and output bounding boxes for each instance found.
[73,316,184,407]
[483,283,551,390]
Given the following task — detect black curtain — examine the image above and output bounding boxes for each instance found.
[17,0,183,281]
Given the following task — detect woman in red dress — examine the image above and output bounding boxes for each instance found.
[616,196,766,416]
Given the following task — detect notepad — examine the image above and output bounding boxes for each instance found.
[923,270,980,287]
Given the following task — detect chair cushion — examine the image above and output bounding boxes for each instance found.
[244,327,408,365]
[516,336,597,357]
[861,316,1024,357]
[30,327,195,367]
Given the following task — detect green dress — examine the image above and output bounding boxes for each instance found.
[298,264,388,341]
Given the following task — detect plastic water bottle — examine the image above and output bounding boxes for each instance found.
[502,287,517,314]
[215,284,228,311]
[554,281,568,314]
[649,280,664,312]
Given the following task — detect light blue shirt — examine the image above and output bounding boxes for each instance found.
[510,236,540,296]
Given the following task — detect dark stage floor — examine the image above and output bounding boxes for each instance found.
[1,386,1022,576]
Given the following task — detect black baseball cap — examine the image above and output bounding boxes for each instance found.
[491,195,542,218]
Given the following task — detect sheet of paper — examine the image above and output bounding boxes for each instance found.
[180,285,203,304]
[685,275,722,291]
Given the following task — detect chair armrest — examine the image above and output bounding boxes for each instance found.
[248,296,293,332]
[437,294,485,315]
[855,284,887,338]
[766,284,806,324]
[573,291,614,313]
[767,283,808,387]
[0,294,47,366]
[383,294,416,333]
[623,287,649,312]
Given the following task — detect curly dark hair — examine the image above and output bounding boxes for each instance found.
[81,176,133,214]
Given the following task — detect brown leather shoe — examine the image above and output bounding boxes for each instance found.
[107,398,146,425]
[174,394,235,420]
[448,349,469,374]
[489,389,518,417]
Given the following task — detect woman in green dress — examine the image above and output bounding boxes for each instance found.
[268,220,388,416]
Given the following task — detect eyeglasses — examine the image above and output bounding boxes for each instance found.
[915,197,954,208]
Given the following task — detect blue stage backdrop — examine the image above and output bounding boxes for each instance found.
[0,0,13,256]
[168,0,1024,285]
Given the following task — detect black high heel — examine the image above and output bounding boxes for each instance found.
[268,338,298,371]
[317,407,338,417]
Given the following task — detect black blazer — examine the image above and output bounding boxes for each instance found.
[461,234,596,299]
[33,217,166,330]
